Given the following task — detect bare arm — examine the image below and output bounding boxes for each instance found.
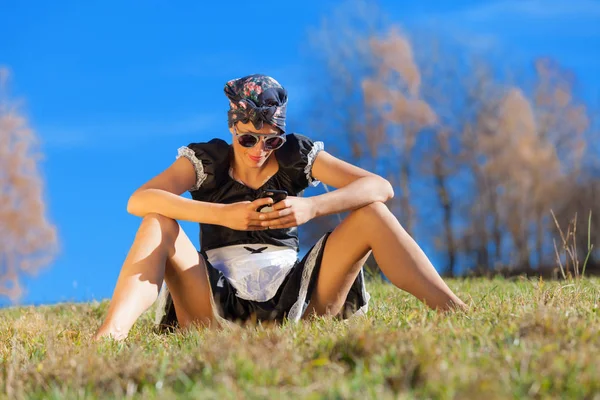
[309,151,394,217]
[126,157,225,224]
[257,150,394,229]
[127,157,271,230]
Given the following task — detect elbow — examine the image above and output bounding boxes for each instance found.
[127,190,144,216]
[379,177,394,202]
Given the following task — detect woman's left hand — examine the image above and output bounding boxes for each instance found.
[259,196,316,229]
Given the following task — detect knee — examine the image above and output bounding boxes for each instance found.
[138,213,180,242]
[352,201,390,221]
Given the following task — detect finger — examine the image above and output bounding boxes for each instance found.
[262,215,295,227]
[239,218,268,229]
[272,199,290,211]
[262,208,293,220]
[247,221,266,227]
[247,211,269,221]
[249,197,273,209]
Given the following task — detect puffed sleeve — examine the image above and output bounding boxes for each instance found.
[277,133,325,192]
[176,139,230,192]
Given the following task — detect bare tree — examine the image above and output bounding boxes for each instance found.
[429,128,459,276]
[415,39,475,277]
[552,104,599,273]
[554,179,599,271]
[0,67,58,301]
[453,61,505,270]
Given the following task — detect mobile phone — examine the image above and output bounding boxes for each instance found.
[257,189,288,212]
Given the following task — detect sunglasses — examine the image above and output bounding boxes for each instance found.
[234,127,286,151]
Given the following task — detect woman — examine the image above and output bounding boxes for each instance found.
[93,74,466,341]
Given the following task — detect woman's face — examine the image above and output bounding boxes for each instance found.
[231,121,281,168]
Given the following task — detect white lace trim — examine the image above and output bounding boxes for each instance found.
[176,146,207,191]
[287,235,371,322]
[304,141,324,187]
[287,235,327,321]
[154,282,169,326]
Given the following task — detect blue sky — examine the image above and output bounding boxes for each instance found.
[1,0,599,306]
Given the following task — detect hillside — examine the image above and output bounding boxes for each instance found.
[1,277,599,399]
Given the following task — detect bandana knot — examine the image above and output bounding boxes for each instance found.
[224,74,288,132]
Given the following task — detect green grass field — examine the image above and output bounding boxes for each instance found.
[1,277,599,399]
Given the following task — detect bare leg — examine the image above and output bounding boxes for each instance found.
[304,202,466,317]
[93,213,214,340]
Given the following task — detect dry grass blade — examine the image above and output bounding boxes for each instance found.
[572,212,579,278]
[582,210,594,278]
[552,238,567,280]
[549,209,590,280]
[551,209,570,279]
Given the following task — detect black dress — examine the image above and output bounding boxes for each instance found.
[154,133,370,330]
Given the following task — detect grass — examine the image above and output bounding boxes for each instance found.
[1,277,600,399]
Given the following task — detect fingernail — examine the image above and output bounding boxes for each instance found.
[260,215,265,220]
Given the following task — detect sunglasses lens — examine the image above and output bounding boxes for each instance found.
[238,134,259,148]
[264,136,285,150]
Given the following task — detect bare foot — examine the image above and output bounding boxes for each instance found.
[92,325,128,342]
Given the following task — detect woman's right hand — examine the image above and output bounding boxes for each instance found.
[221,198,274,231]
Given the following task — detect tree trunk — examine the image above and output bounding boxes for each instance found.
[535,210,544,268]
[489,189,503,264]
[434,156,456,277]
[400,158,413,235]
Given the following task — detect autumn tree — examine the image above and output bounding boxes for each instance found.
[361,28,437,235]
[302,0,597,276]
[299,0,388,250]
[303,2,495,275]
[305,7,466,275]
[457,58,589,271]
[0,67,58,301]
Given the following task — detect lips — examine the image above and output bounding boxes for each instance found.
[248,154,263,163]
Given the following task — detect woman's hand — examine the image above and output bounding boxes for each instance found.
[221,198,273,231]
[259,197,317,229]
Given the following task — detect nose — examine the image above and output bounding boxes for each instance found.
[254,137,267,152]
[248,137,266,156]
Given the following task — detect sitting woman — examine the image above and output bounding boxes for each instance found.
[93,74,466,340]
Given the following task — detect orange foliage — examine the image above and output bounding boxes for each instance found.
[0,67,58,301]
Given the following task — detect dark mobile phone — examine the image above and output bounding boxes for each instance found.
[257,189,288,212]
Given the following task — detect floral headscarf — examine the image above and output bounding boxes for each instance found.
[224,74,288,133]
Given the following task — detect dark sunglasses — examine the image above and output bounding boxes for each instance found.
[234,127,286,151]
